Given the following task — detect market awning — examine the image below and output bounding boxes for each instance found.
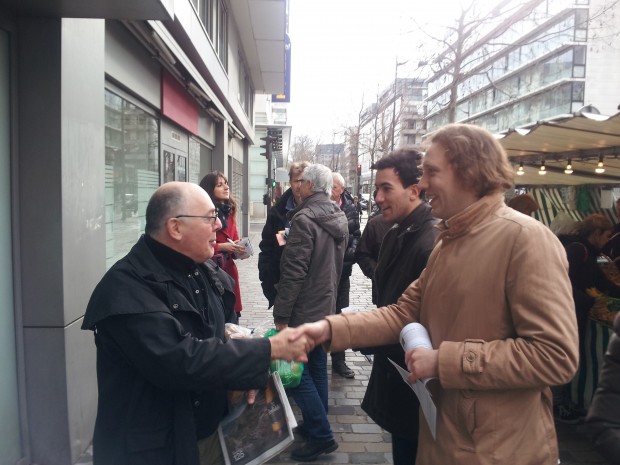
[495,111,620,186]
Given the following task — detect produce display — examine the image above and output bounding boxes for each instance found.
[586,258,620,326]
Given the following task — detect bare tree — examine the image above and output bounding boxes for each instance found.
[354,90,405,215]
[290,135,316,163]
[413,0,620,125]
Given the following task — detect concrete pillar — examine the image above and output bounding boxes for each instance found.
[17,17,104,465]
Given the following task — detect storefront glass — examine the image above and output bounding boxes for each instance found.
[0,27,23,464]
[104,89,159,269]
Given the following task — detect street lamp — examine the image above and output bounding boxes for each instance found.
[391,58,408,151]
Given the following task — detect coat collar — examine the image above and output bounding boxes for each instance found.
[436,192,505,240]
[395,202,435,235]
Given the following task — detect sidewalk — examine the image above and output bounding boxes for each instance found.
[76,219,609,465]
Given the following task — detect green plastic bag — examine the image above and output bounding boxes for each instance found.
[264,328,304,388]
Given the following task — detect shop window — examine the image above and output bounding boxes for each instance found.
[163,151,188,183]
[104,89,159,269]
[0,27,22,464]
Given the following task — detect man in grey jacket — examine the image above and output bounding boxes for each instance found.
[273,164,348,461]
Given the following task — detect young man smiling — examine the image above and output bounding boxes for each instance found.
[361,149,439,465]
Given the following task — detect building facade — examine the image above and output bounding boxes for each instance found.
[0,1,287,463]
[251,94,291,219]
[357,77,427,195]
[425,0,620,133]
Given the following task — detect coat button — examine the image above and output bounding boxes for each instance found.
[193,400,200,408]
[172,303,179,309]
[466,352,476,362]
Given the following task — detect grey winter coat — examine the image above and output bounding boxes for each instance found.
[273,192,348,327]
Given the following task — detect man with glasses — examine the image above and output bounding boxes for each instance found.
[259,161,309,307]
[82,181,312,465]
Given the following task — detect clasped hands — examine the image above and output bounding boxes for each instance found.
[271,320,439,384]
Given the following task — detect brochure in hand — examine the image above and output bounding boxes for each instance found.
[234,237,254,260]
[387,323,438,439]
[218,372,296,465]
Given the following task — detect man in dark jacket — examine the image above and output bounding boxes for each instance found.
[360,150,439,465]
[330,172,361,378]
[258,161,309,307]
[273,164,348,462]
[82,182,311,465]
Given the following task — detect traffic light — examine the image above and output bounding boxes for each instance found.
[357,164,362,176]
[266,178,276,188]
[260,135,275,158]
[262,194,271,206]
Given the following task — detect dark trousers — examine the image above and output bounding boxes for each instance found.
[331,277,350,364]
[392,433,418,465]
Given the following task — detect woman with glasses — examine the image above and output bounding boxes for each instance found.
[200,172,246,319]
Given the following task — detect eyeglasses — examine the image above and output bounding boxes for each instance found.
[175,209,219,226]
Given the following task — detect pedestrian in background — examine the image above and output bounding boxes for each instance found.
[200,172,245,320]
[273,164,348,462]
[507,193,539,217]
[82,182,311,465]
[359,149,439,465]
[329,172,361,378]
[293,124,579,465]
[258,161,309,308]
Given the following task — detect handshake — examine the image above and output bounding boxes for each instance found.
[268,320,332,362]
[268,319,439,384]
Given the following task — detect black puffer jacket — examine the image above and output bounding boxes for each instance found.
[82,235,272,465]
[338,190,361,278]
[361,203,439,438]
[586,312,620,464]
[258,188,296,307]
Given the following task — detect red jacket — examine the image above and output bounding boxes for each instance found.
[213,216,242,312]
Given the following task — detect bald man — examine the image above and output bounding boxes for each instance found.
[83,182,310,465]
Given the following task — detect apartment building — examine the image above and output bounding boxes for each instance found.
[356,77,427,195]
[425,0,620,133]
[0,1,287,463]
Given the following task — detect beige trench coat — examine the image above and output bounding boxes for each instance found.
[328,193,578,465]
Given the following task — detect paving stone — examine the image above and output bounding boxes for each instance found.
[351,423,383,434]
[340,433,384,443]
[349,452,391,464]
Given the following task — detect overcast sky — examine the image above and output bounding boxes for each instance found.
[286,0,498,142]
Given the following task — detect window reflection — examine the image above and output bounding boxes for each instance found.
[105,90,159,269]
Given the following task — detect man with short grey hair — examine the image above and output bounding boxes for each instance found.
[273,164,348,461]
[330,172,361,378]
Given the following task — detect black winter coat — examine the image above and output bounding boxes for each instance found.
[258,188,295,307]
[361,203,439,438]
[338,190,361,279]
[82,236,271,465]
